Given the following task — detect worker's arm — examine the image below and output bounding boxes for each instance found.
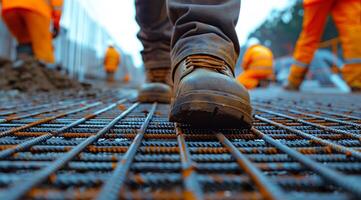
[49,0,63,38]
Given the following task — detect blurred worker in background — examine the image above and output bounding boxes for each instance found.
[104,44,121,83]
[285,0,361,92]
[123,73,131,84]
[237,43,274,90]
[1,0,63,63]
[136,0,252,128]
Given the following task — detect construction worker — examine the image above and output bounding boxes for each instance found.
[285,0,361,91]
[123,73,131,83]
[104,44,120,83]
[136,0,252,128]
[237,44,274,89]
[1,0,63,63]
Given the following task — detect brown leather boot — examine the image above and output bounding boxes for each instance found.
[169,55,253,128]
[138,68,172,103]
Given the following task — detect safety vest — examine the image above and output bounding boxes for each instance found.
[242,44,273,71]
[104,47,120,73]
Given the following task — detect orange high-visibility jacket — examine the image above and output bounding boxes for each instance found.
[242,44,273,71]
[104,47,121,73]
[2,0,63,19]
[237,45,274,89]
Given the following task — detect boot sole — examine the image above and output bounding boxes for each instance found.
[169,90,253,128]
[138,91,171,103]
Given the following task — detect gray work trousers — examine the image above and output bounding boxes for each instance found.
[135,0,240,72]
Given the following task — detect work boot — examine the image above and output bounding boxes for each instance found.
[283,64,308,91]
[16,43,34,61]
[138,68,172,103]
[169,55,253,128]
[342,64,361,92]
[283,81,300,91]
[13,43,34,68]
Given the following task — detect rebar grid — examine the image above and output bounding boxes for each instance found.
[0,90,360,200]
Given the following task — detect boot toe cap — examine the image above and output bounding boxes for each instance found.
[177,69,250,101]
[171,69,253,128]
[138,83,171,103]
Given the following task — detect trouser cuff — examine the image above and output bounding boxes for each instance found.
[142,50,171,69]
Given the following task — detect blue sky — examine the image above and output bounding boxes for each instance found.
[85,0,293,67]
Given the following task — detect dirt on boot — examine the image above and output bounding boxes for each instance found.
[0,58,90,92]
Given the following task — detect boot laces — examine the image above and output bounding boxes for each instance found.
[146,68,171,84]
[184,55,232,75]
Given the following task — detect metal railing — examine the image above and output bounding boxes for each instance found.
[0,0,135,83]
[0,5,15,60]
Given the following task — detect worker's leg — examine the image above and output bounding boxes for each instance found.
[332,0,361,91]
[286,1,334,90]
[237,68,273,90]
[107,72,115,83]
[168,0,240,70]
[135,0,172,103]
[123,73,131,83]
[167,0,252,128]
[1,9,33,59]
[23,10,55,63]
